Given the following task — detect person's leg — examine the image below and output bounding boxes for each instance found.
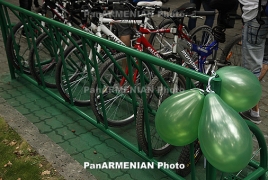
[188,0,202,30]
[202,0,215,28]
[116,22,133,69]
[19,0,32,11]
[34,0,40,7]
[241,19,267,77]
[120,34,131,69]
[259,39,268,81]
[240,18,268,124]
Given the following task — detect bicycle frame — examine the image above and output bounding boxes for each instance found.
[177,38,219,74]
[115,21,193,88]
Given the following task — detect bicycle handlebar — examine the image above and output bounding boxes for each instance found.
[195,11,215,16]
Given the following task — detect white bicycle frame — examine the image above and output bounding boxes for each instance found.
[82,10,156,73]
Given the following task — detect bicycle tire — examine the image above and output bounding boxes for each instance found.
[28,32,58,88]
[219,35,242,66]
[6,22,35,74]
[55,40,94,106]
[29,31,78,88]
[176,139,203,177]
[90,53,153,127]
[230,121,263,179]
[136,70,186,156]
[189,25,215,72]
[177,121,263,178]
[189,25,214,45]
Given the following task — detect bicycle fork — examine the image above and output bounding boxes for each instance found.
[175,38,199,71]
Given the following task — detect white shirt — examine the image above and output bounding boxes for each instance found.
[239,0,267,22]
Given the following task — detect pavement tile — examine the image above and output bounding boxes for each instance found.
[34,120,54,133]
[94,144,118,159]
[84,150,108,164]
[68,136,91,150]
[54,114,81,125]
[88,169,109,180]
[43,106,65,116]
[104,138,124,154]
[30,110,52,121]
[79,133,103,147]
[25,113,42,124]
[58,141,79,155]
[46,130,65,144]
[53,126,77,140]
[66,122,92,135]
[13,93,35,104]
[90,128,113,142]
[101,169,124,179]
[14,105,32,115]
[114,173,133,180]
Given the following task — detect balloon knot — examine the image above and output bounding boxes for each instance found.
[206,74,216,93]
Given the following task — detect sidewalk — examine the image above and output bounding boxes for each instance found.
[0,0,267,180]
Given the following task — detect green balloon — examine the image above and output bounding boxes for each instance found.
[198,93,253,173]
[216,66,262,112]
[155,89,205,146]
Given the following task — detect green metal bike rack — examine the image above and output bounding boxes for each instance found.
[0,1,267,179]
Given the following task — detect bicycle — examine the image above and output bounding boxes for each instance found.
[54,0,160,106]
[176,34,254,177]
[177,121,265,179]
[219,34,242,67]
[27,0,96,88]
[6,0,74,75]
[89,3,216,129]
[134,4,217,156]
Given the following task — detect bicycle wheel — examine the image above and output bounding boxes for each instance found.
[187,25,216,88]
[90,53,153,127]
[221,121,264,179]
[29,31,77,88]
[136,70,186,156]
[55,40,93,106]
[149,19,189,56]
[176,139,203,177]
[189,25,214,46]
[28,32,58,88]
[219,35,242,66]
[6,22,39,74]
[177,121,264,178]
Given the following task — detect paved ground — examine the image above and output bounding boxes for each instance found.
[0,0,267,180]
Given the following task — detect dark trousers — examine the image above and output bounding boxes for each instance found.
[34,0,40,7]
[19,0,32,11]
[19,0,40,11]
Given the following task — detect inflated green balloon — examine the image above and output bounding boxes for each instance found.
[198,93,252,173]
[155,89,205,146]
[216,66,262,112]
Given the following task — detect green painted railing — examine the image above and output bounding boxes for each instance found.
[0,1,267,179]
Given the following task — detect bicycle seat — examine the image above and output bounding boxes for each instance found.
[172,3,196,14]
[137,1,163,7]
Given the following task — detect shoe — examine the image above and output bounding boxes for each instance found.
[240,111,261,124]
